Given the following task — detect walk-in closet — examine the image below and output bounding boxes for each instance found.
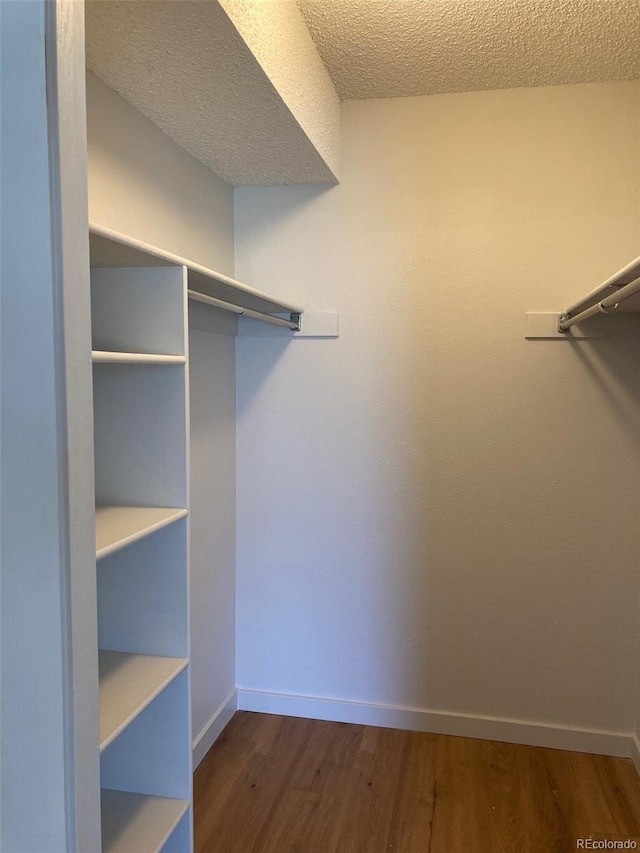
[2,0,640,850]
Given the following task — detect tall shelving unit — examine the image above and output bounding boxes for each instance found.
[6,8,312,848]
[88,226,303,851]
[91,258,192,851]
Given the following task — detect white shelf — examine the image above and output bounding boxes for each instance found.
[101,789,189,853]
[99,651,188,751]
[93,351,186,365]
[96,506,187,560]
[90,223,303,317]
[91,252,192,849]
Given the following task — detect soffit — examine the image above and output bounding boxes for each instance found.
[85,0,339,185]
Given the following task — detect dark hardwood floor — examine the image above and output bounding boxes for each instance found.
[194,711,640,852]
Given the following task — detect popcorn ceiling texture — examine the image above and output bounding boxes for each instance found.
[85,1,340,186]
[218,0,340,180]
[84,0,639,184]
[297,0,640,100]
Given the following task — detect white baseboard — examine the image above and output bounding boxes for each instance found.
[237,688,636,761]
[630,733,640,775]
[192,688,237,769]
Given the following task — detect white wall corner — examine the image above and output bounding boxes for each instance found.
[192,689,238,769]
[235,86,640,766]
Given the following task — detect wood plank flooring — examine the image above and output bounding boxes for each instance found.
[194,712,640,853]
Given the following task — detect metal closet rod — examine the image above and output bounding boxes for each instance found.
[562,256,640,319]
[558,273,640,332]
[187,289,301,331]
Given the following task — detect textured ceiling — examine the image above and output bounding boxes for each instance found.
[219,0,340,178]
[85,1,339,185]
[297,0,640,100]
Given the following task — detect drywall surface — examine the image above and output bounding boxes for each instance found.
[1,1,99,849]
[235,81,640,736]
[189,309,237,756]
[299,0,640,100]
[86,72,234,276]
[219,0,340,179]
[1,5,68,847]
[85,1,339,185]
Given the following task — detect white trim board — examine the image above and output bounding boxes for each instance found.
[237,689,637,761]
[630,734,640,775]
[525,313,599,339]
[192,689,237,769]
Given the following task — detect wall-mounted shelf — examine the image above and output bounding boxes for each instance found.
[526,255,640,339]
[99,651,188,750]
[90,224,343,338]
[95,507,188,560]
[90,224,302,318]
[101,789,189,853]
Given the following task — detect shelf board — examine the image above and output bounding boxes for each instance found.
[96,506,187,560]
[90,224,303,317]
[99,651,188,751]
[92,351,186,365]
[101,789,189,853]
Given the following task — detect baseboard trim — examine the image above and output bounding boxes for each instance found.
[192,688,237,768]
[237,688,635,760]
[630,733,640,775]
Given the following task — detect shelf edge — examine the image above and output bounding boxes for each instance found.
[90,223,303,315]
[96,507,188,561]
[99,654,189,752]
[100,790,189,853]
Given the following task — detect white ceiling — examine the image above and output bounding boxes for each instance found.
[297,0,640,100]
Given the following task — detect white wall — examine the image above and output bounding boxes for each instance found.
[2,6,70,847]
[2,2,99,849]
[86,71,234,276]
[86,74,237,761]
[189,307,237,762]
[235,81,640,743]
